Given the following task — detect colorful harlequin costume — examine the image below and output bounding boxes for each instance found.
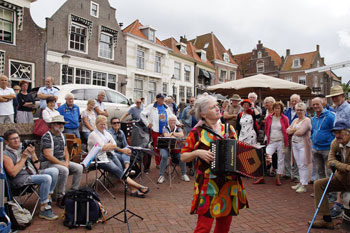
[181,124,248,220]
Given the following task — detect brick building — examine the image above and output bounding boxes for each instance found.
[0,0,44,88]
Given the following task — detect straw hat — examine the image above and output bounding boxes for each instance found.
[49,115,68,124]
[231,94,241,101]
[326,85,344,98]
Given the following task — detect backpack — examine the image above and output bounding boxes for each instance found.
[62,187,104,229]
[5,201,32,230]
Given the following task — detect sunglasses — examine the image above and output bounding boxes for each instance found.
[112,122,120,125]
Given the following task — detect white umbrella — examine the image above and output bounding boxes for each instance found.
[207,74,313,101]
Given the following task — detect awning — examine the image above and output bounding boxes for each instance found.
[208,72,216,80]
[199,69,210,79]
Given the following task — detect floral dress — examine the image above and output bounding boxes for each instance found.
[238,113,257,145]
[181,124,248,218]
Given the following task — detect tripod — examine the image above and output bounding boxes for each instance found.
[106,149,143,233]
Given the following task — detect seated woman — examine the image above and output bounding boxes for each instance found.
[87,115,149,198]
[157,115,190,184]
[3,129,59,220]
[42,96,60,123]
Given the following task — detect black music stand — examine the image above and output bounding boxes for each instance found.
[157,137,186,186]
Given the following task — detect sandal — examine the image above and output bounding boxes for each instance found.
[139,186,150,194]
[130,191,145,198]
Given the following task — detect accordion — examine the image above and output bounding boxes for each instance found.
[210,139,263,178]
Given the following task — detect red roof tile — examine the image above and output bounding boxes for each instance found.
[281,51,318,71]
[265,48,282,68]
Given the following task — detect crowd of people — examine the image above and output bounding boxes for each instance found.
[2,72,350,232]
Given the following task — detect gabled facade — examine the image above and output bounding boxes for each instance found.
[45,0,127,92]
[190,32,238,85]
[0,0,44,88]
[280,45,333,95]
[231,41,282,79]
[123,19,170,104]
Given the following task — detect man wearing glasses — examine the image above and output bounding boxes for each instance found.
[120,99,143,122]
[39,115,83,208]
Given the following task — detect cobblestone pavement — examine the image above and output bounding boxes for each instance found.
[24,164,344,233]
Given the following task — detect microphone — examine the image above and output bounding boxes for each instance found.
[330,163,336,173]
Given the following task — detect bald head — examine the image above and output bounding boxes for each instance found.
[312,97,323,116]
[45,77,54,88]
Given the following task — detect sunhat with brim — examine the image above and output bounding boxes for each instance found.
[231,94,241,101]
[49,115,68,124]
[331,120,350,132]
[240,99,252,106]
[326,85,344,98]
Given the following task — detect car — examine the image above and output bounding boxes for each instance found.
[31,84,131,119]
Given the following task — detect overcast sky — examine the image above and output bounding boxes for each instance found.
[31,0,350,84]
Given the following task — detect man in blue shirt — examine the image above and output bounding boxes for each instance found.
[327,85,350,124]
[57,93,80,138]
[120,99,142,122]
[37,77,59,110]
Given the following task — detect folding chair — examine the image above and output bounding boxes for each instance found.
[165,151,182,187]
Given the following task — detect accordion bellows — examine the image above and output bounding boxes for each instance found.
[210,139,264,178]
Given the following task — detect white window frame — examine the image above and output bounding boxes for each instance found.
[293,58,301,68]
[154,53,161,73]
[90,1,99,18]
[219,70,226,83]
[186,87,192,98]
[162,82,168,95]
[223,53,229,63]
[257,51,262,58]
[0,6,15,45]
[229,71,235,81]
[69,22,88,54]
[201,51,207,61]
[184,65,191,82]
[313,75,318,87]
[134,78,144,101]
[9,59,35,84]
[98,32,114,60]
[180,44,187,54]
[136,48,145,69]
[74,67,91,85]
[174,62,181,80]
[257,62,264,73]
[179,86,185,99]
[148,81,157,104]
[148,29,155,42]
[298,76,306,85]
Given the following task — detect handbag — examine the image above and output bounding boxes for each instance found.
[33,118,49,136]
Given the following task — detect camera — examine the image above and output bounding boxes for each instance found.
[22,140,36,152]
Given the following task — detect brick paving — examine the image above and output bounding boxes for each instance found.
[23,164,345,233]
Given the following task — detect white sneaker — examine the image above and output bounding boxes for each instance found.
[181,174,190,182]
[157,175,165,184]
[296,185,307,193]
[291,183,301,190]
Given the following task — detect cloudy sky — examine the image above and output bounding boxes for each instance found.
[31,0,350,84]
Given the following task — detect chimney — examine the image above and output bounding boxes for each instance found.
[286,49,290,56]
[180,35,187,43]
[119,22,123,28]
[316,44,320,52]
[321,57,324,65]
[258,40,261,44]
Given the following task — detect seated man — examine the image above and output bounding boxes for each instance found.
[3,129,59,220]
[39,115,83,208]
[309,120,350,229]
[157,115,190,184]
[108,117,132,171]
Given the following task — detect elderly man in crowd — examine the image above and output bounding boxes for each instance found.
[37,77,59,111]
[316,94,335,112]
[0,75,16,123]
[181,96,197,136]
[57,93,80,138]
[39,115,83,208]
[94,91,108,117]
[3,129,59,220]
[120,98,143,122]
[248,92,262,115]
[224,94,242,128]
[309,120,350,229]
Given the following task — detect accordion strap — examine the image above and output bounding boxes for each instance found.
[200,125,224,139]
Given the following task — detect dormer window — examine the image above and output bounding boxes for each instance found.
[223,53,229,63]
[180,44,187,54]
[203,42,209,49]
[201,51,207,62]
[140,26,156,43]
[90,1,99,18]
[148,29,155,42]
[257,51,262,58]
[293,58,301,68]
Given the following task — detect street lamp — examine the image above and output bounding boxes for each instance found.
[61,51,70,84]
[171,74,176,101]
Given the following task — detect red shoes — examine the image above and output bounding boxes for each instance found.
[276,180,282,186]
[253,177,265,184]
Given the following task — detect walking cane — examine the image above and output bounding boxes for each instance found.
[307,163,336,233]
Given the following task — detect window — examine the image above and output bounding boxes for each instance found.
[174,62,181,80]
[90,2,99,17]
[184,65,191,82]
[219,70,226,83]
[10,60,34,84]
[257,62,264,73]
[148,29,155,42]
[85,89,101,101]
[179,86,185,99]
[134,78,143,101]
[70,23,87,52]
[162,82,168,95]
[173,86,177,102]
[0,7,14,44]
[320,77,324,92]
[62,66,73,84]
[155,54,161,73]
[93,71,107,86]
[76,68,91,85]
[285,77,292,82]
[203,42,209,49]
[201,51,207,61]
[148,81,156,104]
[223,53,229,63]
[99,33,113,59]
[0,51,4,74]
[71,89,84,100]
[293,58,300,68]
[136,48,145,69]
[107,90,128,104]
[313,76,318,87]
[108,74,117,90]
[186,87,192,98]
[229,71,235,81]
[257,51,262,58]
[180,44,187,54]
[298,76,306,85]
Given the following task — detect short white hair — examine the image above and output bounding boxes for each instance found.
[312,97,324,105]
[193,94,217,120]
[168,115,177,121]
[98,91,105,96]
[295,102,306,111]
[65,93,74,99]
[263,96,276,104]
[248,92,258,99]
[290,94,301,101]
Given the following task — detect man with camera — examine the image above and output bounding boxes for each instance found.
[3,129,59,220]
[309,120,350,229]
[39,115,83,208]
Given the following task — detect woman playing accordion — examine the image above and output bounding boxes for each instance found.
[181,95,248,233]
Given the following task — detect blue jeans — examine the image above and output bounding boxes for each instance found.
[31,167,59,204]
[159,149,186,176]
[114,152,130,165]
[82,131,91,141]
[99,155,124,180]
[64,128,80,138]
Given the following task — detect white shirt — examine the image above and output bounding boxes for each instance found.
[42,107,60,123]
[88,129,116,162]
[0,87,15,115]
[94,100,106,116]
